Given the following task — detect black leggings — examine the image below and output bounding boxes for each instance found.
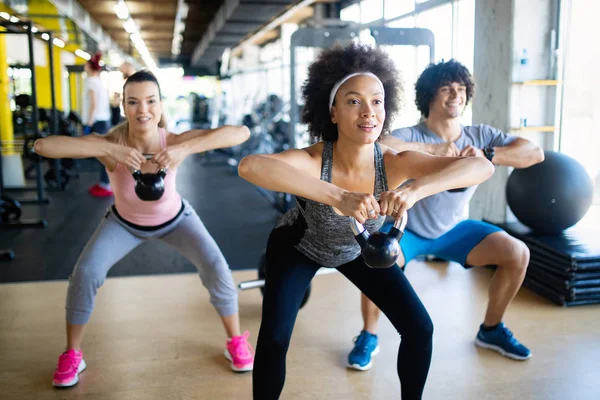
[253,229,434,399]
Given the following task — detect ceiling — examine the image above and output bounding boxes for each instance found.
[76,0,179,59]
[75,0,339,75]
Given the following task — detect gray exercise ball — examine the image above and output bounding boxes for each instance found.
[506,151,594,234]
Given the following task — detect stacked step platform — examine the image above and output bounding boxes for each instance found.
[489,220,600,307]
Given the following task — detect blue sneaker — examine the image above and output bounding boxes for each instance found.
[475,322,532,361]
[347,330,380,370]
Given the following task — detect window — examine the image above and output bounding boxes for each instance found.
[415,2,453,63]
[559,0,600,205]
[454,0,475,71]
[382,1,475,127]
[340,3,361,23]
[386,16,415,28]
[384,0,415,20]
[380,44,432,130]
[360,0,384,23]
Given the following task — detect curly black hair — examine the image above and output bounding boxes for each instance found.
[415,59,475,118]
[301,42,403,141]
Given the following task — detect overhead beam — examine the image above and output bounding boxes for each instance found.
[190,0,241,66]
[45,0,132,62]
[231,0,318,55]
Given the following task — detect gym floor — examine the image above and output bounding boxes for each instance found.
[1,155,599,399]
[0,263,599,399]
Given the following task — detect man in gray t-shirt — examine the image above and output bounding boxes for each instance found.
[347,60,545,370]
[393,123,517,238]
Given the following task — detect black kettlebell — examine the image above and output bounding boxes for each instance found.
[132,155,167,201]
[350,211,408,269]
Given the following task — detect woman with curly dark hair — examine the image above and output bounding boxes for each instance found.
[239,43,494,399]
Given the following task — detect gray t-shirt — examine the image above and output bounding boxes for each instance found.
[277,141,388,267]
[392,123,517,239]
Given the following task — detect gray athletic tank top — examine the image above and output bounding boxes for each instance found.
[277,141,388,267]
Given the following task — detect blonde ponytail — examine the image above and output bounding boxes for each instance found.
[104,121,129,145]
[158,113,167,128]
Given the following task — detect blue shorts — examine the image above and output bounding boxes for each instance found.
[380,219,503,268]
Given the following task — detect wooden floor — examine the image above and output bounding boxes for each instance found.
[0,261,599,400]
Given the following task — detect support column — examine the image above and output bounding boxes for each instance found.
[0,27,25,187]
[0,28,14,150]
[469,0,556,223]
[469,0,515,223]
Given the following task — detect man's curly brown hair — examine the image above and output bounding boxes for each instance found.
[301,42,403,141]
[415,59,475,118]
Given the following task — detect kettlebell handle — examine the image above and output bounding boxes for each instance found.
[132,153,167,176]
[132,167,167,176]
[349,211,408,238]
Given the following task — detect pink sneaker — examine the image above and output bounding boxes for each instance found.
[88,184,113,198]
[52,349,86,387]
[224,331,254,372]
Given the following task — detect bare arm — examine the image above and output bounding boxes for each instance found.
[238,148,343,206]
[34,135,146,171]
[152,125,251,169]
[380,135,433,153]
[34,135,114,160]
[397,151,495,198]
[168,125,251,154]
[380,134,460,156]
[491,137,544,168]
[86,89,95,126]
[238,147,381,223]
[379,150,495,217]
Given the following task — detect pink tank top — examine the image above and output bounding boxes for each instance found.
[107,128,182,226]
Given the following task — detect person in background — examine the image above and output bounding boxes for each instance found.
[83,52,113,198]
[35,70,255,388]
[347,59,544,371]
[119,61,136,80]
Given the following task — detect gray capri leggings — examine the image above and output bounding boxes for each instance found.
[66,199,238,325]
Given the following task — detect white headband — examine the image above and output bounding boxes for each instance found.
[328,72,385,112]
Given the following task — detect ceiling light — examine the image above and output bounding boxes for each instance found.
[75,49,91,60]
[0,12,9,20]
[53,38,65,48]
[171,0,188,58]
[41,33,50,41]
[179,2,189,20]
[10,16,19,23]
[114,0,129,20]
[123,18,137,34]
[117,5,157,73]
[130,32,143,45]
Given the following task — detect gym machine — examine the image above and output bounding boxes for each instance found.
[0,20,51,260]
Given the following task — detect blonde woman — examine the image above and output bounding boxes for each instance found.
[35,71,255,388]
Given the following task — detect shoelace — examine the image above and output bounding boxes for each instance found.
[231,339,254,358]
[497,326,519,345]
[57,352,77,372]
[352,334,370,354]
